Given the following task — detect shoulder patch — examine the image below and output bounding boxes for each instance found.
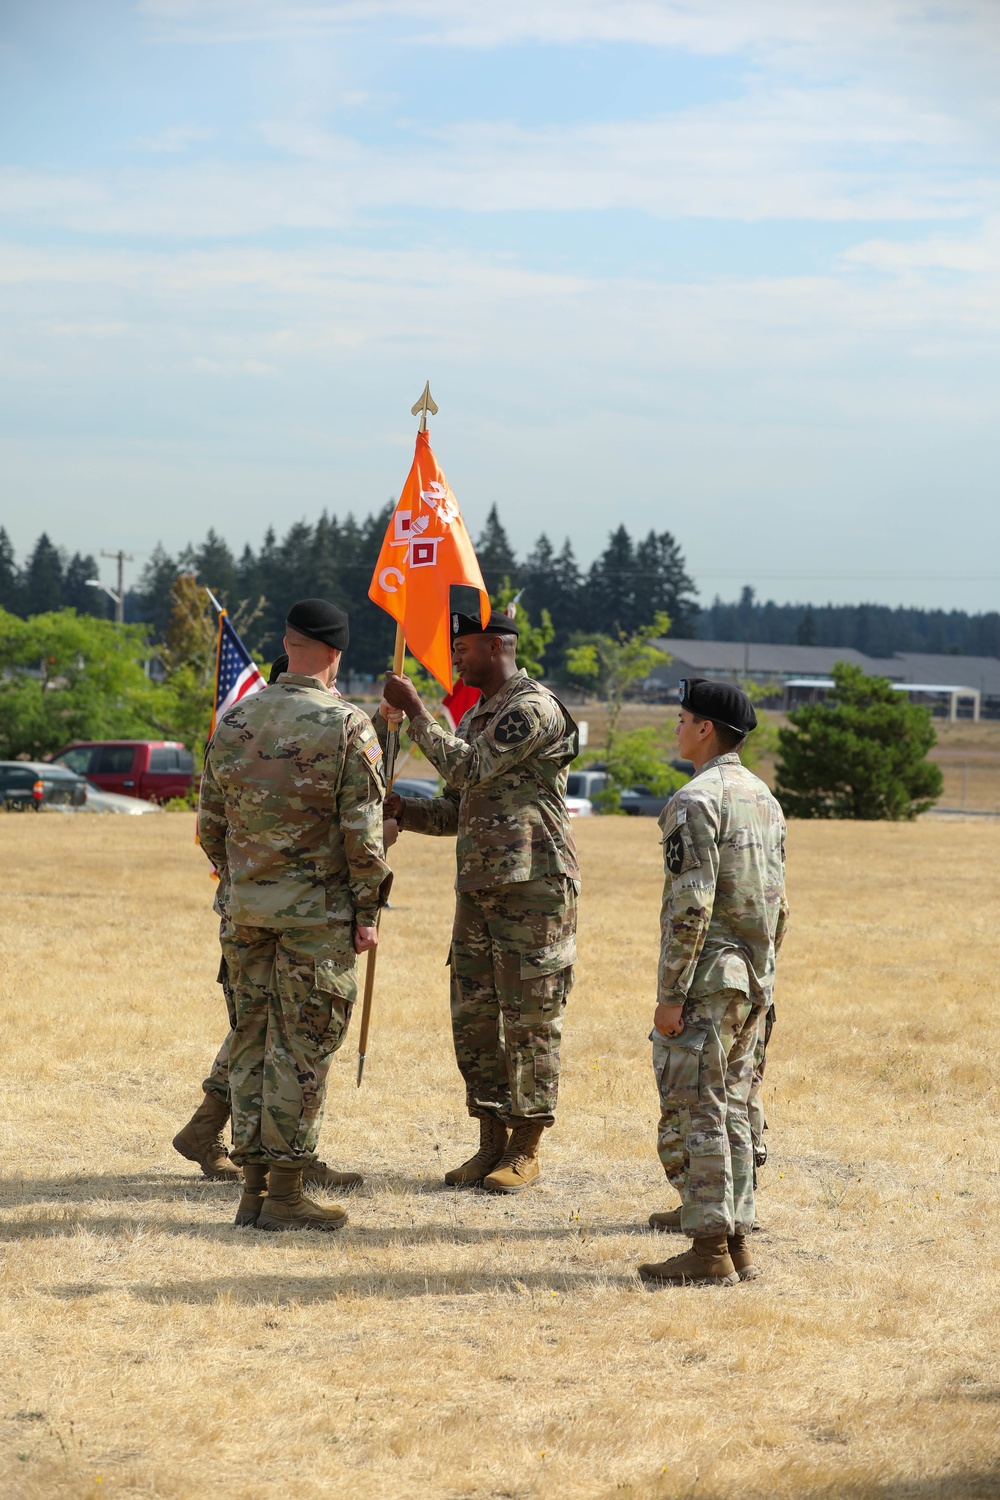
[664,828,686,876]
[491,706,534,748]
[363,740,383,767]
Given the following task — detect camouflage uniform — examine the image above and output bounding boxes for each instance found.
[202,919,237,1106]
[393,670,579,1126]
[198,672,390,1165]
[653,753,788,1235]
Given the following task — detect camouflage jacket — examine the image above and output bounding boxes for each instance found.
[657,752,788,1006]
[388,669,580,891]
[198,672,391,929]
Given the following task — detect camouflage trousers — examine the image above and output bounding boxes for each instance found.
[202,921,238,1106]
[747,1002,775,1168]
[227,920,357,1165]
[651,989,761,1237]
[449,877,577,1127]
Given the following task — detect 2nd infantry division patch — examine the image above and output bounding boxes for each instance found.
[492,707,533,747]
[664,828,686,875]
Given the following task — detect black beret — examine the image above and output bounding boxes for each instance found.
[267,653,289,685]
[451,609,519,640]
[679,677,757,735]
[286,598,349,651]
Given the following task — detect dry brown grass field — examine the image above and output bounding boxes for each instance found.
[1,811,999,1500]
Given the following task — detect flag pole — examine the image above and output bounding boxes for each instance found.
[357,381,438,1086]
[356,622,405,1087]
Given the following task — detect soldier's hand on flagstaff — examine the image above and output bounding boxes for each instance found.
[383,817,399,849]
[383,672,423,720]
[378,698,404,729]
[384,791,404,819]
[353,924,379,954]
[654,1002,685,1037]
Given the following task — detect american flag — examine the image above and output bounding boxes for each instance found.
[212,613,265,732]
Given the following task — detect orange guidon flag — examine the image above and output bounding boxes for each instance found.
[368,428,489,691]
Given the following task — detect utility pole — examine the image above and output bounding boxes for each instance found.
[87,549,133,624]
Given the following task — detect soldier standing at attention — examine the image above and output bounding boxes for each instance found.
[198,600,391,1232]
[173,653,365,1194]
[380,610,579,1193]
[638,679,788,1287]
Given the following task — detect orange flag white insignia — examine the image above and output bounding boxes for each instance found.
[369,429,489,691]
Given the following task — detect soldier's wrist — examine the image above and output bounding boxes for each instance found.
[354,910,378,929]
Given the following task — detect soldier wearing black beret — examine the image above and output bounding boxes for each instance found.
[637,677,789,1288]
[379,605,580,1194]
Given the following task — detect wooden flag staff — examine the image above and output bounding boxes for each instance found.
[357,385,435,1085]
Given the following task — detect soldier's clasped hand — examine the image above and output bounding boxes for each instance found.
[353,924,379,954]
[382,672,424,721]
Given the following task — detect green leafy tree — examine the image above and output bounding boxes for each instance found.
[491,579,554,680]
[565,611,672,810]
[775,661,943,820]
[0,607,168,759]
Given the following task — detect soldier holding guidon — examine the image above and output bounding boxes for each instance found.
[380,609,579,1193]
[639,678,788,1288]
[197,599,391,1232]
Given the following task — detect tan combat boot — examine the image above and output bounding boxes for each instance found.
[482,1120,545,1194]
[728,1231,761,1281]
[235,1164,269,1228]
[256,1162,348,1233]
[638,1232,739,1287]
[648,1206,686,1233]
[172,1092,241,1181]
[444,1116,508,1187]
[303,1159,364,1191]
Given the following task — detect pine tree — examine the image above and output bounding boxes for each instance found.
[587,525,638,634]
[0,528,20,614]
[22,534,64,615]
[194,529,238,606]
[633,529,699,637]
[134,545,181,641]
[63,553,107,616]
[775,662,943,820]
[475,504,517,591]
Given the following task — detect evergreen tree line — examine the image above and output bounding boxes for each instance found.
[5,517,999,673]
[0,529,111,620]
[0,509,700,678]
[699,586,1000,659]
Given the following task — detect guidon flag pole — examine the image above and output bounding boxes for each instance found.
[356,384,490,1086]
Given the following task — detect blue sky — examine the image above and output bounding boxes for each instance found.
[2,0,1000,611]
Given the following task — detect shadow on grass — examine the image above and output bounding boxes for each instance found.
[0,1173,243,1206]
[0,1205,652,1248]
[47,1266,627,1303]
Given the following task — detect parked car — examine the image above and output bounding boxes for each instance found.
[84,786,163,815]
[0,761,88,811]
[567,763,689,817]
[49,740,194,803]
[619,784,674,818]
[566,769,609,803]
[392,777,442,800]
[565,795,593,817]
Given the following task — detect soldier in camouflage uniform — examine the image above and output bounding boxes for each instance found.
[198,600,390,1232]
[638,679,788,1287]
[381,609,579,1194]
[173,654,365,1192]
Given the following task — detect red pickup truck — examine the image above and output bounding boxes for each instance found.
[50,740,194,804]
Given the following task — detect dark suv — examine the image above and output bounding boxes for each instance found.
[0,761,89,811]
